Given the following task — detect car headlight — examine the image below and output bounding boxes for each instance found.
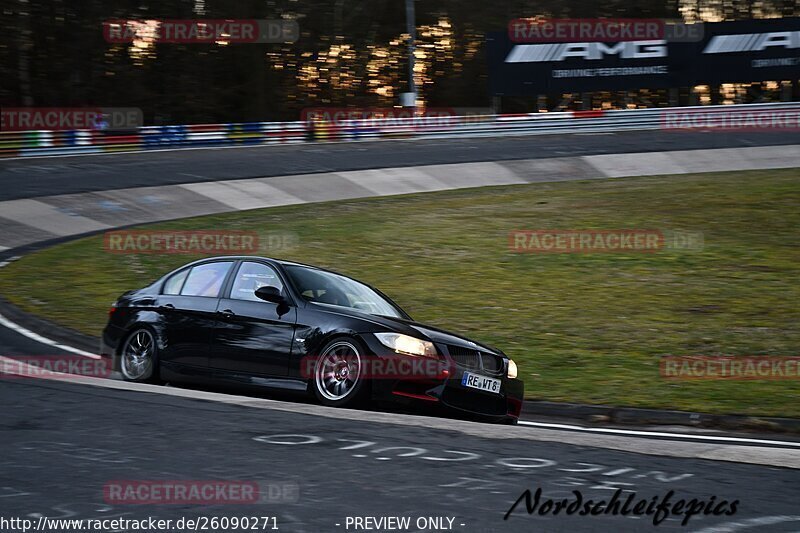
[507,359,518,379]
[374,333,437,358]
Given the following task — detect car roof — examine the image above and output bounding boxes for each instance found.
[173,255,409,318]
[192,255,346,277]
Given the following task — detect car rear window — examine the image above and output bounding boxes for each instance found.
[163,269,189,295]
[180,262,234,297]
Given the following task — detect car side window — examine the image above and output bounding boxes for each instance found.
[230,262,284,302]
[180,262,234,297]
[163,269,189,295]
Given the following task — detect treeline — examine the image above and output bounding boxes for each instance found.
[1,0,798,124]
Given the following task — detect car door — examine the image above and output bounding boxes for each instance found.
[156,260,235,370]
[210,260,297,377]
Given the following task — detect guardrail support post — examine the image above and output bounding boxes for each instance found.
[404,0,417,109]
[669,88,679,107]
[710,84,722,105]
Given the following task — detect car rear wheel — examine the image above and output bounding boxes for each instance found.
[312,338,369,408]
[120,328,159,383]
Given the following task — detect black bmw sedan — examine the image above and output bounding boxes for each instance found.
[101,256,523,423]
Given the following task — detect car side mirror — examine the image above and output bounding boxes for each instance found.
[255,286,286,304]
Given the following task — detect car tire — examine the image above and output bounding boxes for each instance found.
[119,327,160,383]
[311,337,370,408]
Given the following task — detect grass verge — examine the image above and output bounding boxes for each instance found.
[1,168,799,416]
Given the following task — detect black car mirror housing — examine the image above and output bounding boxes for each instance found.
[255,285,286,305]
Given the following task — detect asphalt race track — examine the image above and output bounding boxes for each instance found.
[1,130,798,201]
[1,132,800,532]
[1,371,799,532]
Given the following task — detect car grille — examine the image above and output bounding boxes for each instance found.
[446,345,504,376]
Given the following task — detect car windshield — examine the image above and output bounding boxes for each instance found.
[284,265,404,319]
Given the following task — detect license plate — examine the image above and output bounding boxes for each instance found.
[461,372,501,394]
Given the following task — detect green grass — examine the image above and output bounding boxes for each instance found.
[2,168,799,417]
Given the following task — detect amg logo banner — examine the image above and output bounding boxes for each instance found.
[488,17,800,94]
[506,41,667,62]
[703,31,800,53]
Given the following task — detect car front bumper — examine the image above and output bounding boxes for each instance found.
[361,335,524,422]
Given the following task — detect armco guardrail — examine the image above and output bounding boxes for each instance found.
[1,102,798,158]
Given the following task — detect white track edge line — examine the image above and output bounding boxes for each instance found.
[0,312,99,359]
[518,420,800,448]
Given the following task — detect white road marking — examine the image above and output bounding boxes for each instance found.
[0,256,21,268]
[518,420,800,448]
[0,313,99,358]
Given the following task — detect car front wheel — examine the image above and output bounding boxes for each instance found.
[312,338,369,408]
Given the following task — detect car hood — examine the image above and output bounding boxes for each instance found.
[318,304,503,356]
[406,321,503,356]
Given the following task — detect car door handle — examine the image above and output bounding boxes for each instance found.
[159,303,175,310]
[218,309,235,318]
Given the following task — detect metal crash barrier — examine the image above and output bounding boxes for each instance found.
[1,102,798,158]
